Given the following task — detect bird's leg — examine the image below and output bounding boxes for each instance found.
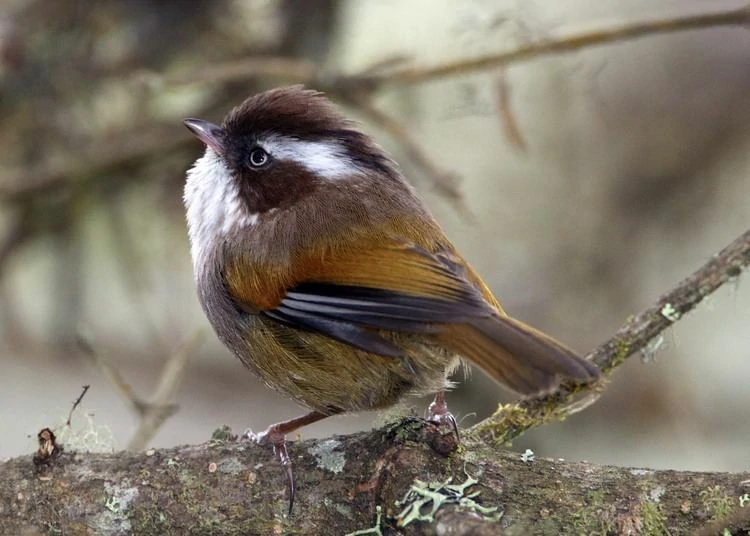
[246,410,328,515]
[426,391,460,442]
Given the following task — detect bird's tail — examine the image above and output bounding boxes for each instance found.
[435,316,599,395]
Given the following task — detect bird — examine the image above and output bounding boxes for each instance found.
[182,85,600,513]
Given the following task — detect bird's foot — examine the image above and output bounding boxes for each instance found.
[426,391,460,443]
[242,411,329,515]
[245,424,295,515]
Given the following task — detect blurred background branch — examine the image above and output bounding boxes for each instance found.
[77,329,204,451]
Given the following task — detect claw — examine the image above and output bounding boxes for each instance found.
[427,391,461,443]
[243,411,329,515]
[271,438,295,515]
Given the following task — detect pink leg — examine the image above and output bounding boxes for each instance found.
[427,391,460,442]
[248,410,329,514]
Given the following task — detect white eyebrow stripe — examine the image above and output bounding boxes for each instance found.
[259,135,358,179]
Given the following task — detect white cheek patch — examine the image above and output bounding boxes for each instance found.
[183,149,257,272]
[259,135,359,180]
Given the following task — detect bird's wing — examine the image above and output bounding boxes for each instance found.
[223,241,598,394]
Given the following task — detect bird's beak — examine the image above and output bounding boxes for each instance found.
[183,118,226,155]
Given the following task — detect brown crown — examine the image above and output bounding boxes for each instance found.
[222,86,399,180]
[223,86,352,140]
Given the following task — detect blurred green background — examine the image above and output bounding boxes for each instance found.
[1,0,748,471]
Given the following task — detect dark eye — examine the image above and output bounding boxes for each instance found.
[248,147,269,168]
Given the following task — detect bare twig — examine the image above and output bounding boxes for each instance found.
[372,5,750,87]
[77,330,147,414]
[127,330,205,451]
[0,124,188,200]
[77,329,205,450]
[0,207,31,273]
[65,385,90,427]
[156,56,319,88]
[470,228,750,444]
[494,71,527,152]
[344,93,472,219]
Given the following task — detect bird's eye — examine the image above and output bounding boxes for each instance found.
[248,147,269,168]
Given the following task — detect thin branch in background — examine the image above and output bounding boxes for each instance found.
[0,123,188,200]
[0,206,33,348]
[345,93,472,219]
[156,57,319,88]
[65,385,90,427]
[0,206,30,275]
[77,328,205,450]
[126,330,205,451]
[104,200,171,351]
[2,5,747,210]
[372,5,750,87]
[470,228,750,444]
[494,70,527,152]
[76,329,146,414]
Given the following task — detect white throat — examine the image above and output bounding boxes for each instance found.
[183,149,257,273]
[183,138,363,274]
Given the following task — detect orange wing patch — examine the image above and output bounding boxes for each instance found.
[223,217,505,316]
[224,243,471,311]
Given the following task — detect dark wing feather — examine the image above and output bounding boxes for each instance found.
[261,281,491,356]
[230,243,599,395]
[263,304,406,357]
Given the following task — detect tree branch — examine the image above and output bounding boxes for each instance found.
[77,330,205,451]
[471,228,750,445]
[4,5,746,206]
[371,5,750,87]
[2,421,749,534]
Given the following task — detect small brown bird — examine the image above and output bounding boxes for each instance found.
[183,86,599,512]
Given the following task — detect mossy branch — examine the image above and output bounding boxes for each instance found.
[470,228,750,445]
[2,421,750,535]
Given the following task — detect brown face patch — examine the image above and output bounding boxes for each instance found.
[216,86,403,215]
[234,159,320,214]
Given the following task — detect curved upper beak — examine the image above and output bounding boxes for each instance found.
[183,118,226,155]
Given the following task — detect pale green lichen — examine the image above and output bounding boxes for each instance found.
[55,411,116,453]
[104,496,120,513]
[649,485,665,502]
[308,438,346,474]
[216,456,244,475]
[630,468,653,477]
[660,303,681,322]
[641,335,665,364]
[209,425,237,444]
[345,505,383,536]
[94,481,140,534]
[394,473,501,528]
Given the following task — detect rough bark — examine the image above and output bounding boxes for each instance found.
[2,421,749,535]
